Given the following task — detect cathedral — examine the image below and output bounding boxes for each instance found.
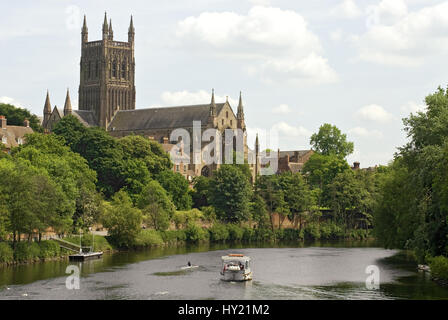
[42,13,259,181]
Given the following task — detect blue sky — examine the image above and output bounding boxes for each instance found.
[1,0,447,167]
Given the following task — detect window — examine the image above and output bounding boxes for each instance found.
[226,111,229,118]
[222,119,224,126]
[230,120,233,126]
[176,165,180,172]
[184,165,187,172]
[1,136,6,144]
[95,61,99,78]
[122,63,126,79]
[17,137,23,145]
[88,61,91,79]
[112,61,117,78]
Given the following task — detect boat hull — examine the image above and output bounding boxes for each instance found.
[221,270,252,282]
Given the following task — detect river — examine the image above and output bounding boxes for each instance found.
[0,241,447,300]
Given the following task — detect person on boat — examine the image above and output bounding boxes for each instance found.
[187,261,191,267]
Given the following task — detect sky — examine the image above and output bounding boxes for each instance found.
[1,0,447,167]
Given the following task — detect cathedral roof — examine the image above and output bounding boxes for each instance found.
[73,110,96,127]
[108,103,226,131]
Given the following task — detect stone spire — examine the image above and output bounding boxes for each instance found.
[255,133,260,178]
[64,89,72,116]
[237,91,245,130]
[208,89,217,127]
[43,90,52,128]
[128,15,135,44]
[102,12,109,40]
[81,15,88,43]
[108,19,114,40]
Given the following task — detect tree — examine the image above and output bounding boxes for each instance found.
[52,115,87,149]
[0,103,42,132]
[250,194,270,228]
[310,123,354,158]
[191,176,211,209]
[136,180,175,231]
[210,165,252,223]
[102,190,142,247]
[155,170,192,210]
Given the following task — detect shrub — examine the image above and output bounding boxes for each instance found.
[429,256,448,281]
[282,229,303,241]
[0,242,13,264]
[209,223,229,242]
[242,226,255,241]
[39,241,60,259]
[254,228,274,242]
[227,224,244,241]
[160,230,186,243]
[134,229,164,247]
[185,222,209,242]
[14,242,41,262]
[304,223,321,240]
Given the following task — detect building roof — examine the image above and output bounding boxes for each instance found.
[0,125,33,149]
[279,150,313,159]
[108,103,226,132]
[73,110,96,127]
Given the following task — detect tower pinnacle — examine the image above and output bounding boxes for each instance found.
[102,12,109,40]
[108,19,114,40]
[128,15,135,43]
[64,88,72,116]
[82,15,88,43]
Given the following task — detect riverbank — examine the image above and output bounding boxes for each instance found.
[0,224,371,268]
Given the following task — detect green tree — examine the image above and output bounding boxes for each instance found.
[310,123,354,158]
[191,176,211,209]
[210,165,252,223]
[0,103,42,132]
[137,180,175,231]
[102,190,142,247]
[155,170,192,210]
[52,115,87,149]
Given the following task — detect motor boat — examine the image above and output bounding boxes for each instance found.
[220,254,252,282]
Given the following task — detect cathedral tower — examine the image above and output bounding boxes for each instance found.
[78,13,136,128]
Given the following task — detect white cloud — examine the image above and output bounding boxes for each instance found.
[272,121,312,138]
[175,6,337,84]
[272,104,292,114]
[248,0,271,6]
[400,101,426,114]
[331,0,362,19]
[330,29,344,42]
[356,104,394,123]
[354,1,448,66]
[0,96,24,108]
[349,126,383,138]
[159,90,238,106]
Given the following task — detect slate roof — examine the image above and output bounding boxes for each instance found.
[0,126,33,149]
[108,103,226,132]
[279,150,312,159]
[73,110,96,127]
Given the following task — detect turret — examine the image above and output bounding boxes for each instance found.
[64,89,72,116]
[237,91,245,130]
[81,15,88,44]
[108,19,114,41]
[102,12,109,40]
[128,15,135,44]
[208,88,217,127]
[43,90,52,128]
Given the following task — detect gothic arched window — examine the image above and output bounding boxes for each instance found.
[122,62,126,79]
[95,61,99,78]
[112,61,117,78]
[87,61,91,79]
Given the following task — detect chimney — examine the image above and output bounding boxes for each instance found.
[353,162,360,170]
[24,119,30,128]
[0,116,6,129]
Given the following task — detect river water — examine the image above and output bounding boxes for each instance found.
[0,241,447,300]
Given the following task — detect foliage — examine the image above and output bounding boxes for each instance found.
[0,242,13,263]
[185,222,209,242]
[134,229,164,247]
[38,240,61,259]
[191,176,211,209]
[156,170,192,210]
[0,103,42,132]
[172,209,203,229]
[102,191,142,248]
[429,256,448,281]
[210,165,252,223]
[14,242,41,262]
[310,123,354,158]
[208,223,229,242]
[137,180,175,231]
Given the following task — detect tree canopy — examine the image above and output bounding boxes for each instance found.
[310,123,354,158]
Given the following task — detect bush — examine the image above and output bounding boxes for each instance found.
[242,226,255,241]
[160,230,187,243]
[185,223,209,242]
[134,230,164,247]
[0,242,13,264]
[39,241,60,259]
[254,228,274,242]
[209,223,229,242]
[429,256,448,281]
[282,229,303,241]
[227,224,244,241]
[14,242,41,262]
[304,223,321,240]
